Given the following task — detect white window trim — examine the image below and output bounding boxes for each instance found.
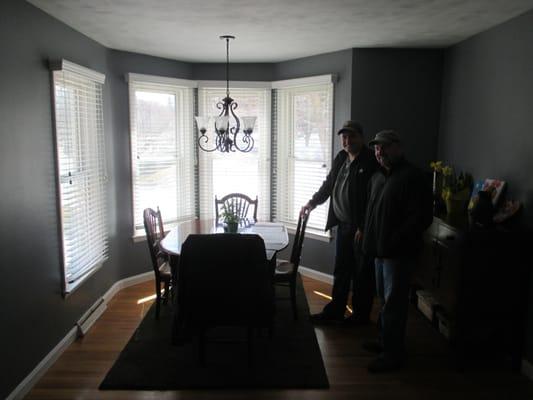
[128,74,197,238]
[274,78,334,238]
[197,80,272,89]
[50,59,108,296]
[197,83,271,222]
[272,74,336,89]
[285,224,333,243]
[126,73,198,88]
[50,59,105,84]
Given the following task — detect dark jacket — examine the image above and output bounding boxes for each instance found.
[362,158,433,258]
[309,146,379,231]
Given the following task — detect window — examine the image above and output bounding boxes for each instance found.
[273,75,334,235]
[128,74,196,236]
[51,60,108,294]
[197,84,271,221]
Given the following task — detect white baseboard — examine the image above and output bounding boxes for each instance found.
[6,326,78,400]
[298,265,334,285]
[102,271,153,303]
[7,270,154,400]
[522,359,533,381]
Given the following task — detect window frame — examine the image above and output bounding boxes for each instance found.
[196,81,272,222]
[127,73,198,239]
[272,75,335,239]
[50,59,108,295]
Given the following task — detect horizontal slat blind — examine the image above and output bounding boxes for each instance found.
[198,86,271,222]
[129,79,196,234]
[52,60,108,294]
[274,83,333,232]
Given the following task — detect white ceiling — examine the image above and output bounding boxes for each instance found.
[27,0,533,63]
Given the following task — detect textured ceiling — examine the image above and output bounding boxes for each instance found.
[27,0,533,62]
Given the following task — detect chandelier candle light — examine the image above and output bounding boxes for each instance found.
[195,35,257,153]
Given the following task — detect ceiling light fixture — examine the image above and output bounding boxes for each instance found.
[195,35,256,153]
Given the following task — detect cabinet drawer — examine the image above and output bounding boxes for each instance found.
[437,223,465,249]
[424,220,440,238]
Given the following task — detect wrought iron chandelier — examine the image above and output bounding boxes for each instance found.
[195,35,257,153]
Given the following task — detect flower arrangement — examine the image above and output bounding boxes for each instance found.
[430,161,473,214]
[441,166,472,201]
[221,203,240,232]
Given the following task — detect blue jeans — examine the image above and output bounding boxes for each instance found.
[375,256,414,362]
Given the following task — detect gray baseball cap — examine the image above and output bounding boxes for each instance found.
[369,130,401,146]
[337,120,363,136]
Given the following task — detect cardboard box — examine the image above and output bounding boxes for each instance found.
[436,310,454,340]
[416,290,438,322]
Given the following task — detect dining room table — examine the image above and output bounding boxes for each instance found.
[159,218,290,283]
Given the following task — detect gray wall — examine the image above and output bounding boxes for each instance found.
[192,63,275,81]
[0,5,447,392]
[0,1,195,396]
[351,48,444,169]
[0,1,117,397]
[438,9,533,363]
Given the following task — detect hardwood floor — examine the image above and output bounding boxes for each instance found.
[26,276,533,399]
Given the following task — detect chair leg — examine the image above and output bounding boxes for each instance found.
[198,330,206,367]
[290,280,298,320]
[247,327,254,367]
[155,280,161,319]
[163,280,170,304]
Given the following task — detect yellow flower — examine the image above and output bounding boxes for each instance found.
[430,161,443,172]
[442,188,452,200]
[442,166,453,176]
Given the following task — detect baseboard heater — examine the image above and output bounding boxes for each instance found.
[76,297,107,337]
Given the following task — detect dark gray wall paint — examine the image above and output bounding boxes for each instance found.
[0,2,450,395]
[192,63,275,81]
[0,1,118,397]
[273,50,353,274]
[351,48,444,169]
[439,9,533,362]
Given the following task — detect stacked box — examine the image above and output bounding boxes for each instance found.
[436,310,454,340]
[415,290,438,322]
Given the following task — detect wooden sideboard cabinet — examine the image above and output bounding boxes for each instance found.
[414,214,530,370]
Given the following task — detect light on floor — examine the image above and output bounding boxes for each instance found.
[136,288,168,305]
[312,290,352,314]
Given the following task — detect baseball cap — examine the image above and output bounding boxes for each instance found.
[337,120,363,136]
[368,130,401,146]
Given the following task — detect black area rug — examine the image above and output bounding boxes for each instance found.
[100,277,329,390]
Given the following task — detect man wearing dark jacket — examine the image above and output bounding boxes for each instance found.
[302,120,379,324]
[362,130,433,373]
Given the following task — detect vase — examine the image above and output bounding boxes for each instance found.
[444,188,470,215]
[225,221,239,233]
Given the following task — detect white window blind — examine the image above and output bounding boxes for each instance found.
[51,60,108,294]
[198,85,271,221]
[129,75,196,235]
[274,79,334,233]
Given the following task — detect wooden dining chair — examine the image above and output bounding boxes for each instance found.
[143,207,171,319]
[273,209,309,320]
[173,233,274,366]
[214,193,258,226]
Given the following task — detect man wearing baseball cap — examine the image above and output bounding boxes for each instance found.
[301,120,379,325]
[362,130,433,372]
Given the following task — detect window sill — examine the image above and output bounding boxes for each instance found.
[286,225,332,243]
[132,232,147,243]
